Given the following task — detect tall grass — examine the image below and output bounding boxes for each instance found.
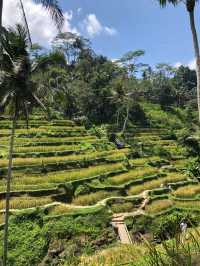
[107,167,157,185]
[0,149,129,168]
[79,244,147,266]
[14,144,85,153]
[173,185,200,198]
[145,199,173,214]
[0,162,126,190]
[110,202,134,213]
[72,191,119,206]
[143,228,200,266]
[175,200,200,209]
[128,172,186,195]
[0,126,85,135]
[0,135,97,145]
[0,196,53,210]
[129,156,161,166]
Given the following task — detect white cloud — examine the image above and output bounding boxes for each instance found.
[174,62,182,69]
[77,8,82,14]
[104,26,117,36]
[84,14,102,37]
[111,59,123,67]
[2,0,78,47]
[174,59,196,70]
[83,13,117,37]
[188,59,196,70]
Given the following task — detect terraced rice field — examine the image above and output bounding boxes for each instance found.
[0,117,197,221]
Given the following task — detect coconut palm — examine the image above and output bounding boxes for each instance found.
[0,24,48,266]
[158,0,200,121]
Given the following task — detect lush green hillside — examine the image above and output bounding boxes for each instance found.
[0,106,200,265]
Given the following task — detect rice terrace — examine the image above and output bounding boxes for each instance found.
[2,0,200,265]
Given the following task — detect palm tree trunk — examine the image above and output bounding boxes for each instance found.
[116,110,120,127]
[0,0,2,29]
[122,107,129,133]
[3,113,17,266]
[188,9,200,122]
[0,0,3,63]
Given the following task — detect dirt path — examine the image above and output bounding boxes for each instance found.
[111,190,149,244]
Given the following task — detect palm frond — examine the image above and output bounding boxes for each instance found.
[158,0,180,7]
[35,0,64,29]
[32,93,46,111]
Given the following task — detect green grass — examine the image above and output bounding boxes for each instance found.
[107,167,158,185]
[79,244,146,266]
[0,135,98,145]
[128,172,187,195]
[142,102,184,129]
[129,156,161,166]
[13,144,90,153]
[0,148,129,168]
[110,202,134,213]
[0,162,127,191]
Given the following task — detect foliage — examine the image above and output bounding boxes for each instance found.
[186,158,200,178]
[0,209,115,266]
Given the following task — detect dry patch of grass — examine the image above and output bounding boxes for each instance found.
[0,213,4,224]
[0,196,53,210]
[173,185,200,198]
[111,202,134,213]
[175,200,200,209]
[48,204,75,215]
[72,191,119,206]
[78,244,146,266]
[145,199,173,214]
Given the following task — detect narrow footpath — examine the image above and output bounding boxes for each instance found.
[111,190,149,244]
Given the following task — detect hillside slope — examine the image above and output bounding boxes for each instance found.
[0,109,199,265]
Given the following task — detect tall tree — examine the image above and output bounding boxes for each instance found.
[158,0,200,121]
[0,25,47,266]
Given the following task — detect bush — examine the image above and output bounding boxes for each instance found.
[74,185,90,197]
[186,158,200,178]
[152,212,199,242]
[177,128,200,156]
[152,145,171,159]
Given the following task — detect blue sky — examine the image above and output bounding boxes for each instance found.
[3,0,200,68]
[59,0,199,67]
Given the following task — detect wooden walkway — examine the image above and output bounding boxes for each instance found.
[111,190,149,244]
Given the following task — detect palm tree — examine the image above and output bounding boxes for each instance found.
[0,24,47,266]
[0,0,64,32]
[158,0,200,121]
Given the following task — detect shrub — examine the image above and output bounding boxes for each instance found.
[152,212,199,242]
[74,185,90,197]
[186,158,200,178]
[152,145,171,159]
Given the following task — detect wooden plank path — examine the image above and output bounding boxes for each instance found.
[111,190,149,244]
